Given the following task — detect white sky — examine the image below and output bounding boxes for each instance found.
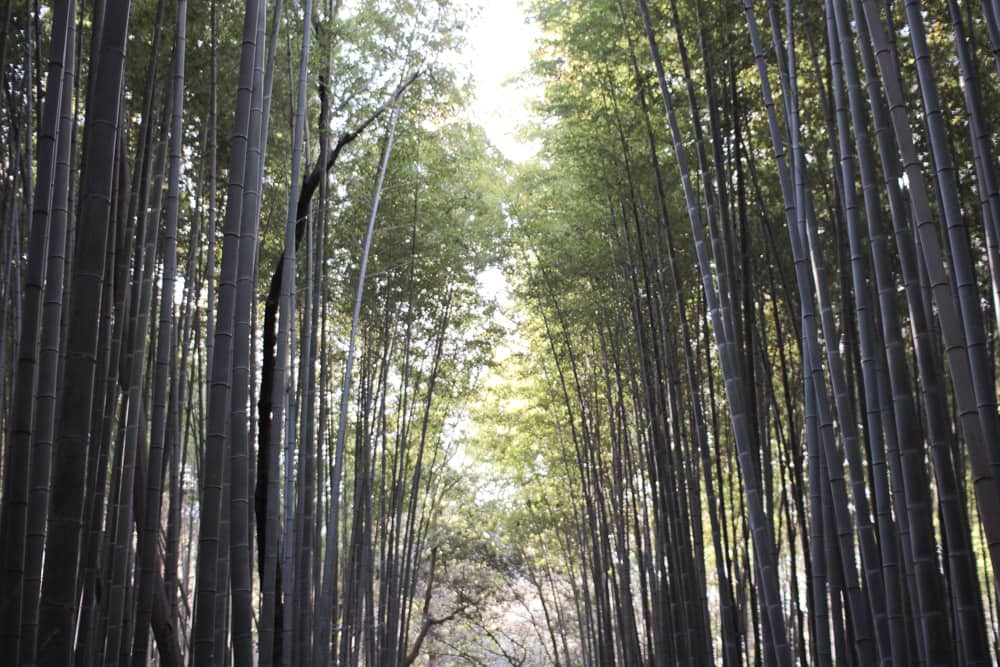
[460,0,542,163]
[458,1,538,335]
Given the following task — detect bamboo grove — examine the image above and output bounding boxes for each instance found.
[474,0,1000,663]
[5,0,1000,664]
[0,0,516,663]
